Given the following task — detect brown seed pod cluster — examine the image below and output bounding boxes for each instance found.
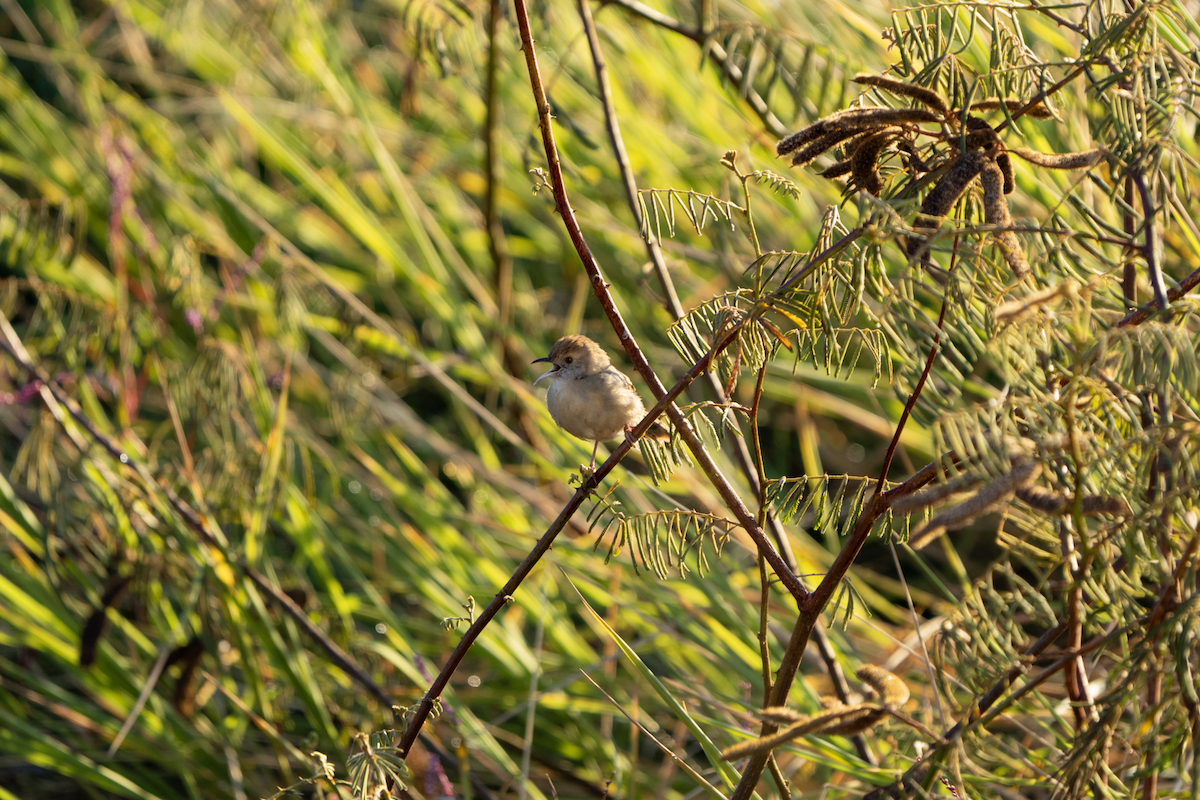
[720,666,909,760]
[777,105,941,166]
[850,127,903,195]
[779,77,1103,277]
[965,116,1013,193]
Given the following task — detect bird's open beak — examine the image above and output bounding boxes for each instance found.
[532,356,558,384]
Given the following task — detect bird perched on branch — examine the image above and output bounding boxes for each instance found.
[533,334,670,469]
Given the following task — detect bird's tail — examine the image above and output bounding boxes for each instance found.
[646,420,671,441]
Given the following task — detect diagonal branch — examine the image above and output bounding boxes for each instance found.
[512,0,805,602]
[729,278,950,798]
[578,0,874,764]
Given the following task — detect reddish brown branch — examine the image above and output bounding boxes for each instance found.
[509,0,807,603]
[729,270,951,797]
[1119,263,1200,327]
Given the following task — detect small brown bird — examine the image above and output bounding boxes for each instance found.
[533,335,670,468]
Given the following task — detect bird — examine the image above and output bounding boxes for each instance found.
[533,334,670,469]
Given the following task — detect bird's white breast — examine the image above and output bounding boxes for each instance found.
[545,367,647,442]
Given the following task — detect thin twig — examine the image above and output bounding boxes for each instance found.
[748,364,789,800]
[1059,517,1093,730]
[1132,170,1170,309]
[1118,262,1200,326]
[106,647,171,758]
[1141,652,1162,800]
[581,672,726,800]
[485,0,512,331]
[887,538,945,730]
[578,0,684,318]
[993,64,1085,134]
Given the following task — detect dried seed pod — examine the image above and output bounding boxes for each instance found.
[849,127,901,195]
[778,107,942,156]
[889,473,980,513]
[721,703,888,759]
[820,159,853,179]
[829,106,942,129]
[761,706,808,724]
[1015,486,1131,516]
[1083,495,1132,516]
[981,160,1029,277]
[919,150,988,219]
[970,98,1054,118]
[909,458,1038,549]
[998,152,1015,194]
[852,74,951,114]
[1010,147,1103,169]
[906,150,989,258]
[815,705,888,735]
[789,128,864,166]
[857,665,910,708]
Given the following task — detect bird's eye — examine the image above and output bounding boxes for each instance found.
[565,357,573,364]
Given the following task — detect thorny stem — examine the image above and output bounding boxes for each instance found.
[508,0,810,601]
